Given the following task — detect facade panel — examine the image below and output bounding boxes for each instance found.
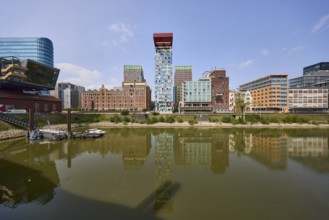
[154,33,173,113]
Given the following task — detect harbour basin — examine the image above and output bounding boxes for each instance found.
[1,128,329,220]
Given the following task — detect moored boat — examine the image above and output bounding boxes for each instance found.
[29,130,43,140]
[86,128,106,135]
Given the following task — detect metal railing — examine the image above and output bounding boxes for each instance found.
[0,113,28,129]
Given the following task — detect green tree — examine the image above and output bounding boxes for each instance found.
[234,92,246,123]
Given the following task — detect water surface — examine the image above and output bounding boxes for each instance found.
[1,128,329,220]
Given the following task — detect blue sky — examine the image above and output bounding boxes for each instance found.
[1,0,329,91]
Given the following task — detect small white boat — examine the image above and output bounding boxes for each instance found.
[39,128,67,139]
[29,130,43,140]
[86,128,106,135]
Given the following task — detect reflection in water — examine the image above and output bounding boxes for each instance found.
[288,136,329,172]
[154,133,174,212]
[1,128,329,219]
[174,131,229,174]
[0,140,61,208]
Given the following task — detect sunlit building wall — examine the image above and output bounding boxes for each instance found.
[239,74,288,112]
[174,66,192,110]
[288,89,328,111]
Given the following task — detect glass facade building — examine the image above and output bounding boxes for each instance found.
[0,37,54,67]
[182,80,211,103]
[303,62,329,75]
[154,33,173,113]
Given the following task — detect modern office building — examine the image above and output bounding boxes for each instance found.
[290,62,329,89]
[177,69,230,112]
[124,65,145,83]
[153,33,173,113]
[303,62,329,75]
[239,74,288,112]
[0,37,54,67]
[0,56,61,113]
[174,66,192,110]
[288,89,328,112]
[81,65,151,111]
[208,69,230,112]
[179,74,211,112]
[51,82,85,109]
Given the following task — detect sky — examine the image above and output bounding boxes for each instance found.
[1,0,329,91]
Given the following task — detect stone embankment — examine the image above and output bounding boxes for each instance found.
[88,121,329,129]
[0,129,26,140]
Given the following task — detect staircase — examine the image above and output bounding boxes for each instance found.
[0,113,28,129]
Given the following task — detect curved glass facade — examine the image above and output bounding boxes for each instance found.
[0,37,54,67]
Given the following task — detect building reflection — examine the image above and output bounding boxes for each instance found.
[64,129,152,170]
[153,133,174,213]
[287,136,329,172]
[229,131,288,170]
[0,140,63,208]
[174,130,229,174]
[228,130,329,172]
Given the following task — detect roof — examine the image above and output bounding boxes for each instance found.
[153,33,173,47]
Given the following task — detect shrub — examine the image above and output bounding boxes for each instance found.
[221,115,234,123]
[188,119,197,125]
[152,112,159,116]
[245,114,261,123]
[297,117,309,124]
[283,115,294,123]
[237,117,245,124]
[110,114,122,123]
[151,117,158,124]
[166,116,175,123]
[159,116,165,122]
[260,117,269,124]
[209,118,219,123]
[268,116,280,123]
[121,109,130,116]
[123,116,130,123]
[177,118,184,123]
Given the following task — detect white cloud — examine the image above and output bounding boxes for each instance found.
[238,60,254,69]
[312,13,329,34]
[282,46,303,55]
[260,48,269,56]
[55,63,120,90]
[106,23,136,47]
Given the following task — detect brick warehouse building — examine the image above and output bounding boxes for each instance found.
[81,65,151,111]
[209,69,230,112]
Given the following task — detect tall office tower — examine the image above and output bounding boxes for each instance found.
[0,37,54,67]
[153,33,173,113]
[124,65,145,83]
[174,66,192,110]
